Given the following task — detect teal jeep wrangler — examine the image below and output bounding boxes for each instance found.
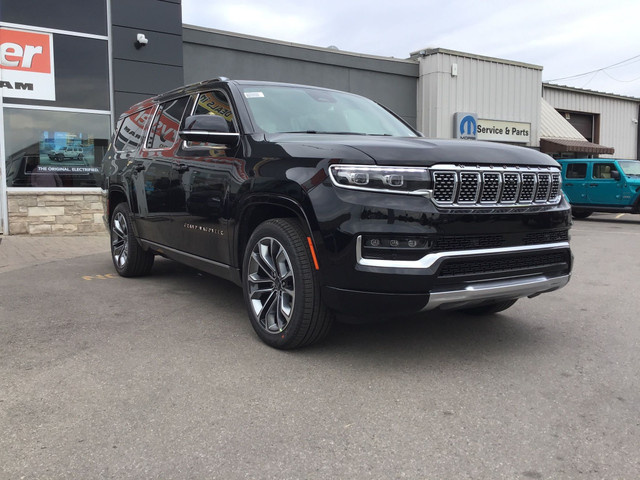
[558,158,640,219]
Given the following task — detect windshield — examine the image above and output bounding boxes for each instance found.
[240,85,418,137]
[618,160,640,176]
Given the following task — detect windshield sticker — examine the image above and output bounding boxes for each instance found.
[244,91,265,98]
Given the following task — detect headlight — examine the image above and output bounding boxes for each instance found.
[329,165,432,195]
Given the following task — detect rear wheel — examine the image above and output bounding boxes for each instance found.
[242,218,333,349]
[110,202,154,277]
[459,299,517,315]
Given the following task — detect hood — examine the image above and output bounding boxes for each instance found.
[261,134,559,168]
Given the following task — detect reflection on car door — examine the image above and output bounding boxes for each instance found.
[133,97,190,245]
[169,90,246,265]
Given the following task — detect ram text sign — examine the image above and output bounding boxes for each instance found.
[0,27,56,101]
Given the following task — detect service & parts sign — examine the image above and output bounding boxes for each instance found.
[0,27,56,101]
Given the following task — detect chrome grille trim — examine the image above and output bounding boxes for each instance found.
[430,165,562,208]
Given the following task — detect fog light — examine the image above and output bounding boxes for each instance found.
[361,235,433,261]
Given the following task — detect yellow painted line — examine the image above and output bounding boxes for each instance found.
[82,274,117,280]
[616,213,625,219]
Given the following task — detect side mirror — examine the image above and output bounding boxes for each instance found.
[611,169,621,181]
[179,114,239,146]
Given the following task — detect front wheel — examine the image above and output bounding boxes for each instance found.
[571,208,593,219]
[110,202,154,277]
[242,218,333,349]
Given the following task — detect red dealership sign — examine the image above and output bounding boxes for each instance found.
[0,27,56,100]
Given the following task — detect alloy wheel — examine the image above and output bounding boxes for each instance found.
[247,237,296,333]
[111,211,129,269]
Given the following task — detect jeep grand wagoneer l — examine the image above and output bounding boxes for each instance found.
[102,78,573,348]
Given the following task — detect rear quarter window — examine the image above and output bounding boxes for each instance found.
[565,163,587,179]
[146,97,190,150]
[114,107,154,152]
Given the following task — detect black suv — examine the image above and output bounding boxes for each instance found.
[102,78,572,349]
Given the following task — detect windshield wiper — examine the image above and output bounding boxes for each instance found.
[280,130,367,135]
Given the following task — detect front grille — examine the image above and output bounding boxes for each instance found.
[432,235,505,252]
[523,230,569,245]
[432,166,562,208]
[431,230,569,252]
[438,251,569,277]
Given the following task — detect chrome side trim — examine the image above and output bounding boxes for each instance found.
[422,274,571,311]
[356,237,571,271]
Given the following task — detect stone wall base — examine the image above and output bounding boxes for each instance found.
[7,189,106,235]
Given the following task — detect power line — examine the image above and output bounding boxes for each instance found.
[546,53,640,83]
[601,69,640,83]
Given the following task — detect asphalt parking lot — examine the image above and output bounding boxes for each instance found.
[1,213,639,479]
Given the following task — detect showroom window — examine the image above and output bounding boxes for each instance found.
[1,7,112,189]
[3,108,111,188]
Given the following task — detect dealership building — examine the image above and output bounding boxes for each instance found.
[1,0,639,235]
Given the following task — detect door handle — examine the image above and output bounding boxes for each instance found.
[565,183,574,187]
[173,163,189,173]
[588,183,598,187]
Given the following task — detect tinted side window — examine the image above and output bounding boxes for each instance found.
[114,108,153,152]
[566,163,587,179]
[194,91,236,133]
[593,163,616,179]
[146,97,190,150]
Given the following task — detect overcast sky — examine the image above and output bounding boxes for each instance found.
[182,0,640,98]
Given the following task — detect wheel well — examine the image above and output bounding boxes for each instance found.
[108,190,128,224]
[237,203,303,268]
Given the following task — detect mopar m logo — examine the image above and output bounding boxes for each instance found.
[454,112,478,139]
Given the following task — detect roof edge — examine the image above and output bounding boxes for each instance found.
[183,24,418,65]
[543,82,640,102]
[409,47,543,70]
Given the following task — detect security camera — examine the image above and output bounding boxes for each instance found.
[135,33,148,48]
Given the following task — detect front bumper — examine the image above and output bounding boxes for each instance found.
[423,272,570,311]
[323,271,570,316]
[321,240,572,316]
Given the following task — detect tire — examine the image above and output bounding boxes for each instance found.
[460,299,517,315]
[110,202,154,277]
[571,209,593,219]
[242,218,333,349]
